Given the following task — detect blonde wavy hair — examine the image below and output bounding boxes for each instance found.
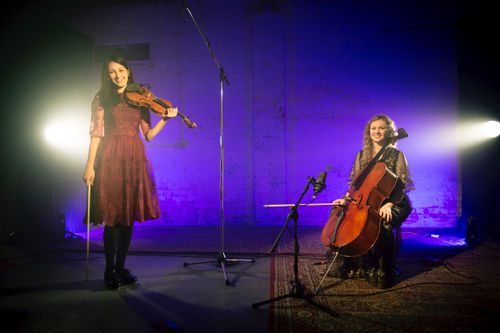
[360,114,397,168]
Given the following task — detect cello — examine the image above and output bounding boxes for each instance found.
[320,128,408,257]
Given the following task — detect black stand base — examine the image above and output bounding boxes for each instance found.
[252,280,338,316]
[253,174,337,317]
[183,252,255,285]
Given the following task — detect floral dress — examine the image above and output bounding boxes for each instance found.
[88,94,160,226]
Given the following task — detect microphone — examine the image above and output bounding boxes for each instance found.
[312,171,327,199]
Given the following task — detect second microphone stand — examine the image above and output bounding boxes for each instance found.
[181,2,254,285]
[252,176,338,316]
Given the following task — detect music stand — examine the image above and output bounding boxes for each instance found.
[181,1,254,285]
[251,176,338,316]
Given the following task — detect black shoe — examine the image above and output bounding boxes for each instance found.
[104,271,122,290]
[117,268,137,285]
[381,275,395,289]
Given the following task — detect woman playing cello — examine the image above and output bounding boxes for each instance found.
[330,114,414,288]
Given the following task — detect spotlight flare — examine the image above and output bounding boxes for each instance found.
[43,115,89,155]
[481,120,500,138]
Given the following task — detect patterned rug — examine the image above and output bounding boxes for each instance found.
[269,241,500,333]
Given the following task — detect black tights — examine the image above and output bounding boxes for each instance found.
[363,227,396,275]
[103,225,133,275]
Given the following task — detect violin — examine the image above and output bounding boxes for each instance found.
[124,83,197,129]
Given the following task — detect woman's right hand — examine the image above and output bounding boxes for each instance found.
[83,167,95,186]
[332,198,346,206]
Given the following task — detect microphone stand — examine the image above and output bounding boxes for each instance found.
[268,172,326,253]
[181,1,254,285]
[252,176,338,316]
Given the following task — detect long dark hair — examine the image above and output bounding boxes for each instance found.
[98,55,134,108]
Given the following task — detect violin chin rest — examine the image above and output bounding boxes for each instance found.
[124,83,143,92]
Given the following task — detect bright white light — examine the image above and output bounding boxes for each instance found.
[457,120,500,148]
[417,118,500,156]
[43,113,89,156]
[480,121,500,138]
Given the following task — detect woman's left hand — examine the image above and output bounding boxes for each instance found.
[162,107,178,119]
[379,202,394,222]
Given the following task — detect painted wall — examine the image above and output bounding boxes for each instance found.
[61,0,460,232]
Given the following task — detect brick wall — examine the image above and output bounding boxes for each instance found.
[63,0,459,231]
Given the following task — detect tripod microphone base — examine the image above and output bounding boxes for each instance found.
[252,281,338,317]
[183,252,255,285]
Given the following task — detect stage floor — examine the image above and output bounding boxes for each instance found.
[1,226,496,333]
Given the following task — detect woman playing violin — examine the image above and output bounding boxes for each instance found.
[82,55,178,290]
[331,114,414,288]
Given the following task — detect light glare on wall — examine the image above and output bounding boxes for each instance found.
[43,112,89,157]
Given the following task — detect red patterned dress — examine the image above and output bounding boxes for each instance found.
[88,93,160,226]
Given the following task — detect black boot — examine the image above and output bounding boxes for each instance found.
[115,225,137,285]
[104,270,122,290]
[103,226,121,290]
[116,268,137,285]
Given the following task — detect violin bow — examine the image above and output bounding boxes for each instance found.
[86,183,91,281]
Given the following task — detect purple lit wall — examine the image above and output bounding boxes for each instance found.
[62,0,460,232]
